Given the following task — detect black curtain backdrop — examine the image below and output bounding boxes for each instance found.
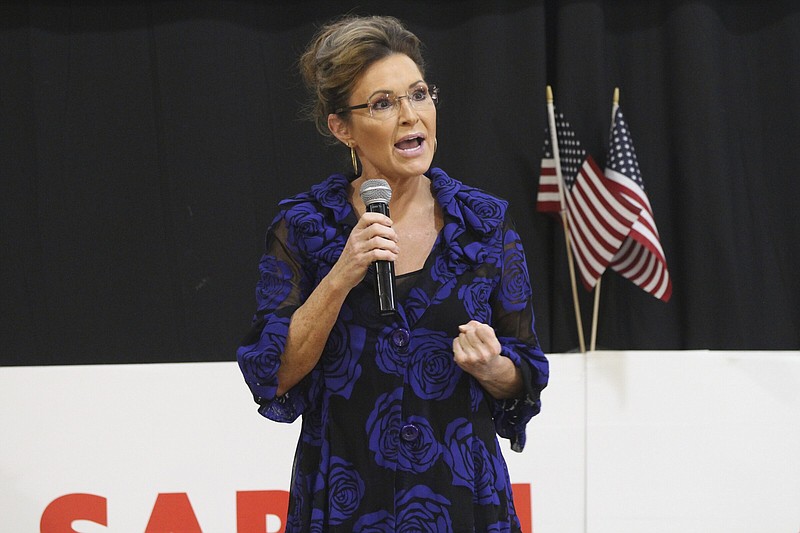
[2,1,798,366]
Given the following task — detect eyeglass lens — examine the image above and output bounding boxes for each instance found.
[368,86,436,117]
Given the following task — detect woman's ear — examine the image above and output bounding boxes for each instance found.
[328,113,353,146]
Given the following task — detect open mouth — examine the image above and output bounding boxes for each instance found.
[394,135,425,151]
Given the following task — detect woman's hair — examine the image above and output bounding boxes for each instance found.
[298,15,426,138]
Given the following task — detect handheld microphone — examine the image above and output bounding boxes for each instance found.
[359,179,397,316]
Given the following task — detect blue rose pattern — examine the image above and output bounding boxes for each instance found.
[323,315,365,398]
[285,202,339,255]
[473,437,501,505]
[407,329,462,400]
[256,255,293,309]
[397,415,441,473]
[353,510,394,532]
[470,378,485,412]
[457,277,495,324]
[375,326,405,376]
[301,404,323,446]
[457,187,506,235]
[396,485,453,533]
[501,229,532,312]
[238,317,289,400]
[237,169,548,532]
[443,417,474,488]
[328,456,365,525]
[403,286,431,325]
[366,388,402,468]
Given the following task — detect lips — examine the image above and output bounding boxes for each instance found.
[394,134,425,151]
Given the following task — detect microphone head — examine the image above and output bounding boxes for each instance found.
[359,179,392,206]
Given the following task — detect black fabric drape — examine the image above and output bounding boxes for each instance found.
[2,1,798,365]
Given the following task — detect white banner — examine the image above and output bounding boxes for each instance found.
[1,351,798,532]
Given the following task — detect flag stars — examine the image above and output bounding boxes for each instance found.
[549,111,589,184]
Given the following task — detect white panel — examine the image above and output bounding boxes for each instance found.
[0,362,300,531]
[2,352,798,532]
[506,352,586,533]
[585,351,800,533]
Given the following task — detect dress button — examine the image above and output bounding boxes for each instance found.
[400,423,420,442]
[391,328,410,347]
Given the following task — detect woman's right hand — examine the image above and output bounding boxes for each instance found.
[330,211,399,290]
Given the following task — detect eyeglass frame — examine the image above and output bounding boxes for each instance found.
[334,84,439,118]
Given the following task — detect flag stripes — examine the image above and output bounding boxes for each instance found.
[537,110,640,290]
[536,159,561,213]
[566,157,640,289]
[605,108,672,301]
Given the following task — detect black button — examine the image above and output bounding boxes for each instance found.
[400,423,420,441]
[391,328,410,347]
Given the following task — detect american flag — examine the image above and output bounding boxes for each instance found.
[537,110,641,289]
[605,107,672,301]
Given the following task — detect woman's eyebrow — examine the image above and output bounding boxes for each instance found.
[366,80,426,99]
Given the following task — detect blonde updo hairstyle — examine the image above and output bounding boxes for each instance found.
[299,15,426,139]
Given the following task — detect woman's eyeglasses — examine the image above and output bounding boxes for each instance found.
[335,85,439,120]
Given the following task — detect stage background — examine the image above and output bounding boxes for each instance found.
[2,4,799,530]
[2,1,799,367]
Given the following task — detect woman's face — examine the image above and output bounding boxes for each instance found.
[331,53,437,183]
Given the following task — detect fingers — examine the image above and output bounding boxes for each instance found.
[453,321,501,363]
[353,212,399,260]
[331,212,398,289]
[457,321,500,350]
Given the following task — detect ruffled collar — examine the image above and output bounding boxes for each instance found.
[428,168,508,271]
[278,168,507,269]
[279,172,355,226]
[428,167,507,237]
[282,168,506,231]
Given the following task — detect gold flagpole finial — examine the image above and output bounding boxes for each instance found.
[546,85,553,103]
[613,87,620,105]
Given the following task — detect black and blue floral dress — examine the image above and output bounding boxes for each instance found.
[237,167,549,532]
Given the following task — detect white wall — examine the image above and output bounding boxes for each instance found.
[1,351,798,532]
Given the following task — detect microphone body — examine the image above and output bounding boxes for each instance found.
[359,180,397,316]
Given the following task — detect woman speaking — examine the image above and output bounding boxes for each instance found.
[237,15,549,532]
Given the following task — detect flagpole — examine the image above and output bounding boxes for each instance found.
[590,277,601,352]
[590,87,620,352]
[547,85,586,353]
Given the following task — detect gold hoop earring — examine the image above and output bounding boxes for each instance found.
[350,144,360,177]
[433,137,438,154]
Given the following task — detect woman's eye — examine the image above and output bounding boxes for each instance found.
[411,88,428,102]
[370,95,394,111]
